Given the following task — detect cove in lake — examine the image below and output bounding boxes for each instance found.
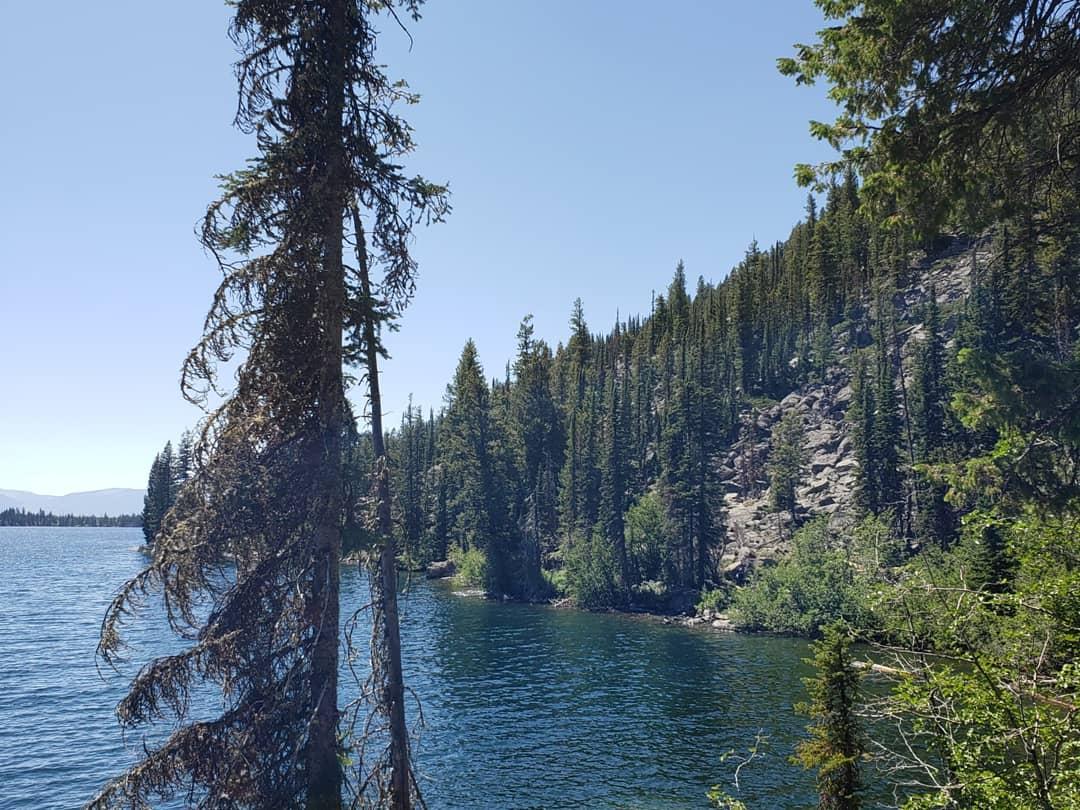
[0,527,817,808]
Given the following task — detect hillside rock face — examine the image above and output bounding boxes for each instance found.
[715,235,986,574]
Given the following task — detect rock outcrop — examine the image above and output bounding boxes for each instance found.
[426,559,456,579]
[714,235,984,572]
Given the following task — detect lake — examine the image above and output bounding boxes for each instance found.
[0,527,817,808]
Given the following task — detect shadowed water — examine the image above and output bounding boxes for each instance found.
[0,527,817,808]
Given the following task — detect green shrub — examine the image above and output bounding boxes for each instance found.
[630,579,670,612]
[564,530,621,609]
[731,519,874,635]
[624,491,672,583]
[543,567,569,597]
[696,583,734,614]
[450,545,488,589]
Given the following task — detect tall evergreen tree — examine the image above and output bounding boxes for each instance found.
[174,430,194,488]
[140,441,174,544]
[93,3,447,807]
[441,340,511,593]
[768,411,807,528]
[871,309,903,522]
[599,368,629,595]
[910,289,954,546]
[793,623,864,810]
[848,355,878,515]
[510,315,562,593]
[559,299,594,541]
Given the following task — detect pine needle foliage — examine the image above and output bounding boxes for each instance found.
[794,622,864,810]
[89,2,446,808]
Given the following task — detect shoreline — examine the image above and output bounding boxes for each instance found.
[425,571,741,633]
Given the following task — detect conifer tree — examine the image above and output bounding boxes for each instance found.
[395,401,426,561]
[871,312,903,522]
[794,623,864,810]
[911,289,954,546]
[559,300,593,541]
[174,431,194,489]
[599,369,629,595]
[768,411,807,527]
[442,340,510,593]
[140,442,174,544]
[93,3,447,807]
[510,316,562,591]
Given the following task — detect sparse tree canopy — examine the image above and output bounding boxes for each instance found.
[91,2,446,808]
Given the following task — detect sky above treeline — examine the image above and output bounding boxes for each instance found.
[0,1,835,495]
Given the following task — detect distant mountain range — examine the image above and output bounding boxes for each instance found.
[0,488,145,516]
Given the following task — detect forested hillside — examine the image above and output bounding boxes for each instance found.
[368,3,1080,795]
[373,178,1060,615]
[363,161,1080,810]
[125,1,1080,806]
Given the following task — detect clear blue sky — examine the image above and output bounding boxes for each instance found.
[0,1,835,495]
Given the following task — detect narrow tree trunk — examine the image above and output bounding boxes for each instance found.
[308,1,347,807]
[891,311,918,543]
[354,213,412,810]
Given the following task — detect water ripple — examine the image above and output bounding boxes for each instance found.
[0,528,816,809]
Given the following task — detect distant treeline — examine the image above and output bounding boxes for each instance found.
[0,508,142,527]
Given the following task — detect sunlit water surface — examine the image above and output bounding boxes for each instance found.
[0,527,819,808]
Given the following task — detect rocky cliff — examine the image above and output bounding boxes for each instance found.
[715,235,987,575]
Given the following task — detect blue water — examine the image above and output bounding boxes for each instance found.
[0,527,818,808]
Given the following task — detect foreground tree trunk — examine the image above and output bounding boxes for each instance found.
[355,214,412,809]
[89,2,445,807]
[308,0,348,805]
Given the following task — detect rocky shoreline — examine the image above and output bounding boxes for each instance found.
[424,558,739,633]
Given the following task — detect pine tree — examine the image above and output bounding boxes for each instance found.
[510,315,562,594]
[395,401,426,562]
[660,344,695,587]
[793,623,864,810]
[768,411,807,527]
[174,430,194,489]
[94,4,447,807]
[849,355,879,515]
[599,369,629,596]
[140,442,174,544]
[871,310,903,521]
[442,340,511,594]
[910,288,954,546]
[559,300,594,541]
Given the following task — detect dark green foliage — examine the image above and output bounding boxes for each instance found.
[140,441,174,544]
[598,366,629,596]
[783,7,1080,805]
[564,528,621,610]
[368,168,964,612]
[732,520,873,636]
[394,400,427,563]
[780,1,1080,238]
[624,490,672,584]
[849,300,904,524]
[509,316,563,598]
[174,430,193,488]
[768,411,807,524]
[910,289,955,547]
[793,623,864,810]
[0,509,140,527]
[93,2,447,807]
[870,308,904,521]
[848,357,877,515]
[441,340,510,594]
